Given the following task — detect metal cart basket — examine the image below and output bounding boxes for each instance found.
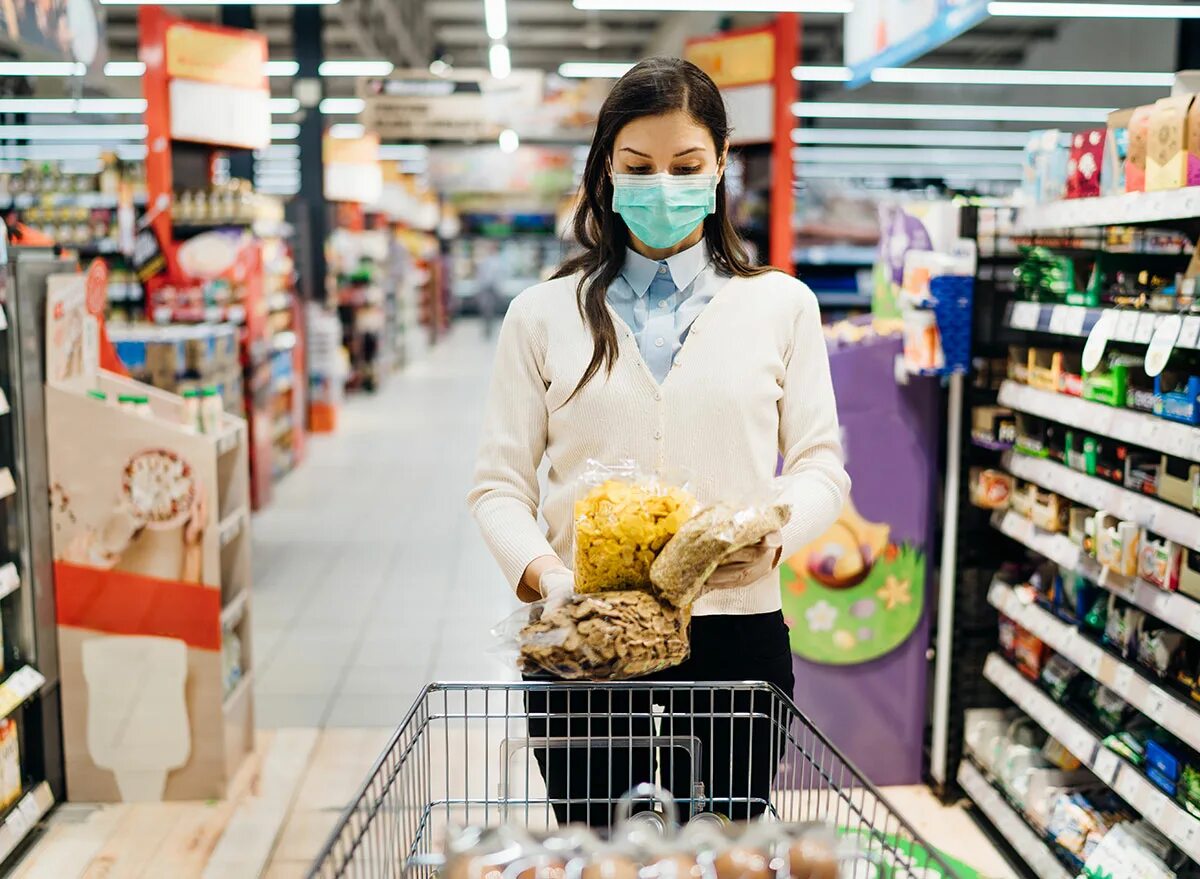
[309,682,961,878]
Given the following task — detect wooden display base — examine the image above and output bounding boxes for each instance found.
[46,370,254,802]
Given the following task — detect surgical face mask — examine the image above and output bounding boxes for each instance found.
[611,172,719,250]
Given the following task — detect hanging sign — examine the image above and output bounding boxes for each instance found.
[685,26,776,145]
[362,70,541,142]
[323,133,384,204]
[844,0,990,89]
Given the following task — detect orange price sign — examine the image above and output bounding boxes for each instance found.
[684,29,775,88]
[85,259,108,317]
[166,23,267,89]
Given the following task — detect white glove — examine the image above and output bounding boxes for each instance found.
[538,566,575,610]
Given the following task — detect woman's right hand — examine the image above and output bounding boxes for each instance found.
[519,555,573,604]
[537,566,575,610]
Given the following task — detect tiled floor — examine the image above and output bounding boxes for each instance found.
[13,320,1015,877]
[249,321,520,730]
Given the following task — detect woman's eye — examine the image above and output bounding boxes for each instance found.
[627,166,653,174]
[673,166,702,175]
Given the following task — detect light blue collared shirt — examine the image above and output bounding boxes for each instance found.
[606,241,728,384]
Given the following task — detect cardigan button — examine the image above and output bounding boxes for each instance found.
[654,430,662,440]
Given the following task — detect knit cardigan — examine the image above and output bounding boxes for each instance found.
[468,270,850,616]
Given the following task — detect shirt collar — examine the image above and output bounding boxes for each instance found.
[620,240,711,298]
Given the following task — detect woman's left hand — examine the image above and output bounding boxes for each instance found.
[706,530,784,590]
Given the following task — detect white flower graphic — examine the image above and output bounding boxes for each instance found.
[806,600,838,632]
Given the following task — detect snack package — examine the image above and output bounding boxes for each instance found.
[502,590,691,681]
[649,500,790,608]
[574,462,696,595]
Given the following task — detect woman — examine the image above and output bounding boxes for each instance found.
[469,57,849,826]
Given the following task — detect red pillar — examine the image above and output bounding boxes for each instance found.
[770,12,799,274]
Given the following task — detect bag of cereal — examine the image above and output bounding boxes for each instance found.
[573,461,695,594]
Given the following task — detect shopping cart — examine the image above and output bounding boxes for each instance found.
[308,682,961,878]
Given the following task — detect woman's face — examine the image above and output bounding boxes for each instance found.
[610,110,724,179]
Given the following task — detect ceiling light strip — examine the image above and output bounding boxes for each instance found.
[485,0,508,40]
[795,163,1025,180]
[0,124,148,140]
[489,43,512,80]
[573,0,852,12]
[989,1,1200,18]
[558,62,636,78]
[791,128,1033,147]
[792,146,1026,165]
[872,67,1174,87]
[792,101,1112,123]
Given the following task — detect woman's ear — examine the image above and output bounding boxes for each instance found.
[717,145,729,181]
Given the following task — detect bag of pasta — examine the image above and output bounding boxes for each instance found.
[498,590,691,680]
[574,461,695,595]
[650,497,791,609]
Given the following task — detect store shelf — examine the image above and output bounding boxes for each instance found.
[0,667,45,721]
[989,579,1200,754]
[1018,188,1200,231]
[1004,451,1200,552]
[218,509,248,548]
[999,380,1200,462]
[957,759,1073,879]
[0,564,19,601]
[0,781,54,864]
[220,590,249,630]
[971,436,1014,452]
[0,192,145,210]
[793,244,878,266]
[984,653,1200,861]
[992,510,1200,639]
[813,292,873,308]
[1006,301,1200,352]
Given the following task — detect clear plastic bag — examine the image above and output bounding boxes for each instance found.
[649,499,791,608]
[495,590,691,681]
[573,461,696,595]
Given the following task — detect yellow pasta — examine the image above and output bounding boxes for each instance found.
[574,478,695,594]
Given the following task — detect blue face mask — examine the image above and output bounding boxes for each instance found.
[612,172,719,250]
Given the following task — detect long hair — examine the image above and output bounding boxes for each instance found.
[554,56,771,399]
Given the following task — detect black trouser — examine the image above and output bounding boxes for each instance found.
[524,611,795,828]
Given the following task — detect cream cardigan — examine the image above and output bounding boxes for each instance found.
[468,270,850,616]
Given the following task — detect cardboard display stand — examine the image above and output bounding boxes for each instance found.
[44,270,253,801]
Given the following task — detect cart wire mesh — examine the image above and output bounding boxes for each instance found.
[308,682,961,878]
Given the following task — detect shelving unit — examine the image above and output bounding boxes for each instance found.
[984,654,1200,862]
[999,380,1200,461]
[989,579,1200,753]
[1017,187,1200,232]
[956,759,1074,879]
[991,509,1200,638]
[1005,300,1200,352]
[1004,451,1200,552]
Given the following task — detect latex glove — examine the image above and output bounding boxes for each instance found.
[706,531,784,590]
[537,566,575,610]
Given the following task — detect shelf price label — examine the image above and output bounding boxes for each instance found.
[1145,685,1173,724]
[1178,315,1200,350]
[1092,747,1120,784]
[1115,310,1141,342]
[1134,312,1159,345]
[1083,310,1118,372]
[1011,301,1041,330]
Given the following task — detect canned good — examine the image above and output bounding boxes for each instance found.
[624,810,669,837]
[686,812,730,830]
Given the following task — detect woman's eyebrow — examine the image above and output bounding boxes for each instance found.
[673,147,705,157]
[618,147,653,158]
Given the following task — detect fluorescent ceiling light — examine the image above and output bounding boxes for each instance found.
[558,61,635,78]
[792,146,1025,165]
[104,61,145,77]
[0,61,84,76]
[485,0,508,40]
[270,98,302,114]
[378,144,429,160]
[319,97,365,114]
[0,98,147,114]
[256,144,301,158]
[0,123,148,140]
[329,123,366,139]
[989,1,1200,18]
[574,0,851,11]
[490,43,512,80]
[792,66,852,82]
[792,100,1111,123]
[795,163,1024,181]
[498,128,520,154]
[318,60,394,77]
[872,66,1174,87]
[271,123,301,139]
[791,128,1032,147]
[265,60,300,77]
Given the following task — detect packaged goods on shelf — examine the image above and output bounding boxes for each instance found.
[1146,95,1200,193]
[0,719,19,809]
[107,324,242,411]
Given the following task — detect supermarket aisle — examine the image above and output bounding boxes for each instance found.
[251,320,519,728]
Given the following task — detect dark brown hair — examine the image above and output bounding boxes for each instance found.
[554,56,771,398]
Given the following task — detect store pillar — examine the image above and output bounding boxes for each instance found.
[293,4,329,303]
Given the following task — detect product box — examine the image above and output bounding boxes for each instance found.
[1126,104,1154,193]
[1154,371,1200,425]
[1181,548,1200,601]
[1146,94,1200,191]
[1093,511,1139,575]
[0,719,20,809]
[1103,108,1134,196]
[1139,530,1182,591]
[1067,128,1107,199]
[1023,130,1072,204]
